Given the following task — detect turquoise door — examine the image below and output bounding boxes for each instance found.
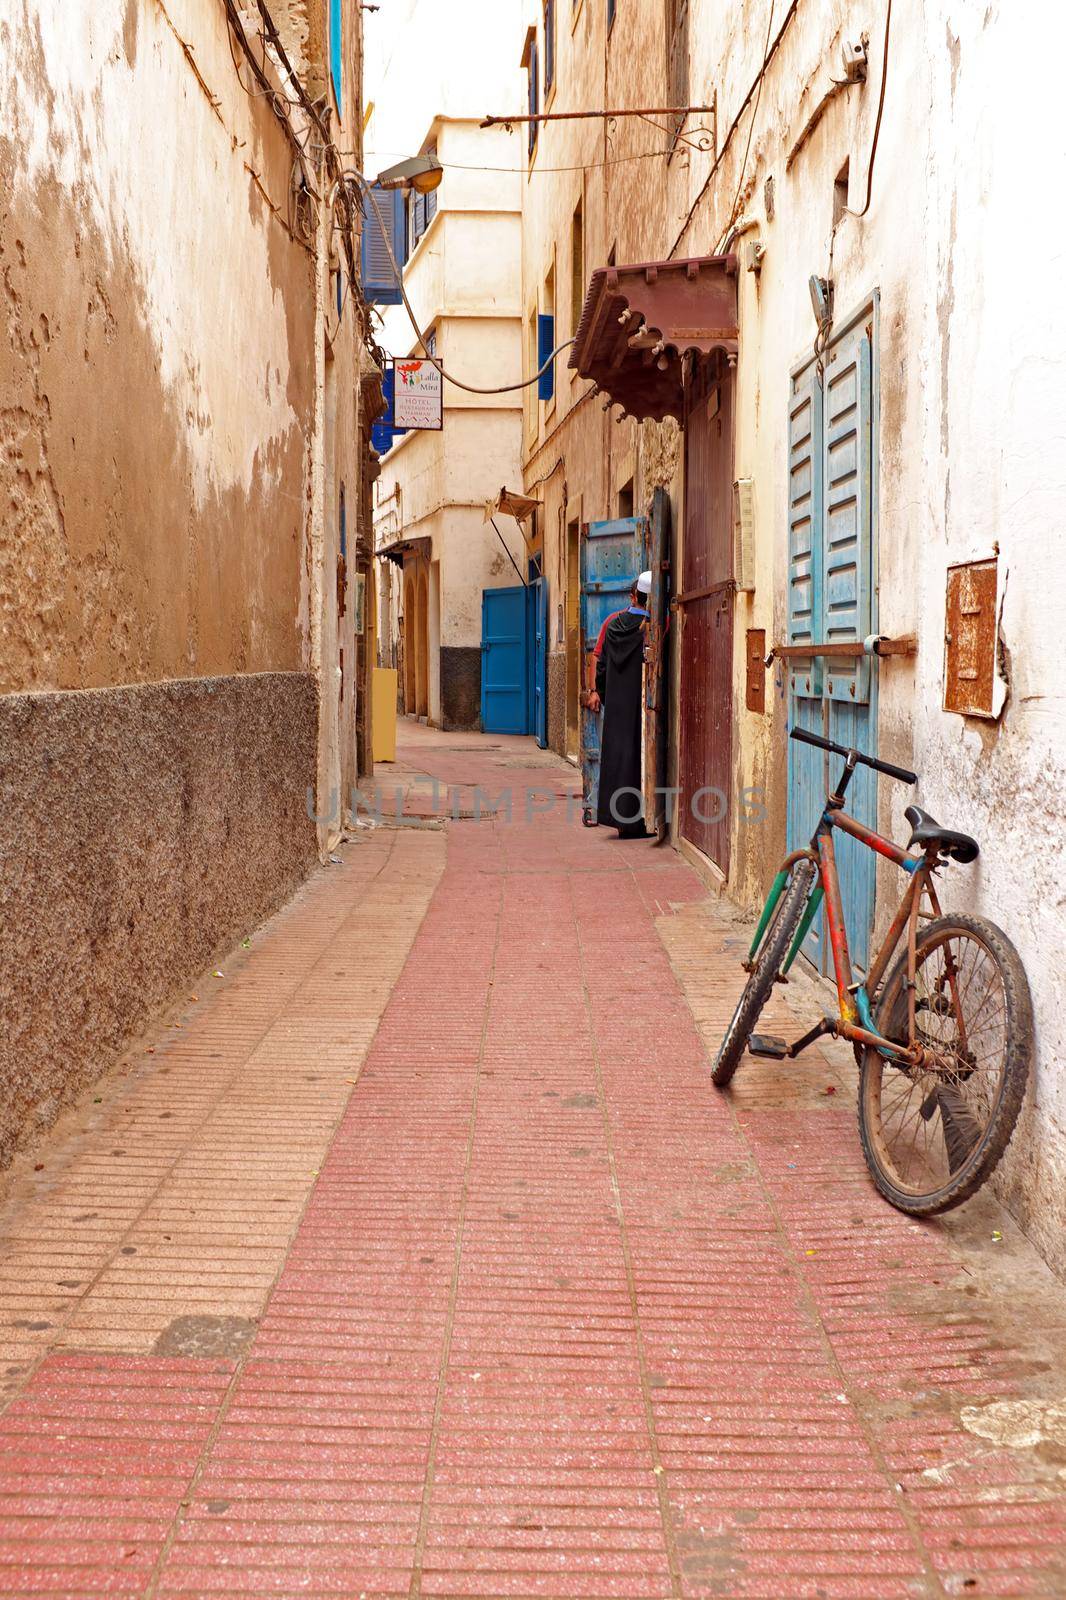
[481,585,529,733]
[579,517,648,815]
[529,577,548,748]
[786,309,878,973]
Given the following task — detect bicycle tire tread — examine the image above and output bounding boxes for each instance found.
[711,860,817,1089]
[858,914,1033,1216]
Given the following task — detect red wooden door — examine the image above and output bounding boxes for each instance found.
[679,363,734,872]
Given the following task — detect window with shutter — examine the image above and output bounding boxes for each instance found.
[537,313,555,403]
[544,0,555,91]
[407,148,438,254]
[361,185,406,305]
[521,28,540,156]
[328,0,343,117]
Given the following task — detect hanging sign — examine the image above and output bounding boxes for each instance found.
[392,357,443,430]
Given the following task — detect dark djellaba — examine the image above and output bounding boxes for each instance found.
[594,570,652,839]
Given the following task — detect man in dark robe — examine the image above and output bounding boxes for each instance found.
[593,571,651,837]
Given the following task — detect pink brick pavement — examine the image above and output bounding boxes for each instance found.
[0,727,1063,1598]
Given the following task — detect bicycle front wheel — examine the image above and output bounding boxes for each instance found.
[858,915,1032,1216]
[711,858,817,1088]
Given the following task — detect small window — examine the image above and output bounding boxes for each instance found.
[423,326,437,359]
[328,0,343,117]
[617,479,634,518]
[339,483,347,559]
[526,307,539,437]
[407,152,438,255]
[521,27,539,157]
[833,158,850,227]
[544,0,555,92]
[607,0,617,32]
[570,200,584,335]
[539,264,556,403]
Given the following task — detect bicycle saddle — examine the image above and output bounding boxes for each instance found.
[904,805,979,863]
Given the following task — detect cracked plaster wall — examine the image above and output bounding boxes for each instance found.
[0,0,326,1164]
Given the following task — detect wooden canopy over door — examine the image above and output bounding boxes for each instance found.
[679,357,735,873]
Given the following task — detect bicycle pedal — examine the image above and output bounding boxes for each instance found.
[748,1034,789,1060]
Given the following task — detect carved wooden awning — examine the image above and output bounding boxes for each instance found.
[568,254,739,423]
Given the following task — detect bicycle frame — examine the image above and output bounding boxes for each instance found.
[814,804,942,1065]
[756,756,955,1069]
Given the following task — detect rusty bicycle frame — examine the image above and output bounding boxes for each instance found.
[749,745,966,1071]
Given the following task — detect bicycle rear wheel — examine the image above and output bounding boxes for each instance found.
[711,858,817,1088]
[858,915,1032,1215]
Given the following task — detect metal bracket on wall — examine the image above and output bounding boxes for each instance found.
[765,633,917,665]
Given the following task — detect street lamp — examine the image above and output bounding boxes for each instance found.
[373,154,443,195]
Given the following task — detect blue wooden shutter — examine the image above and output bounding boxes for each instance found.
[328,0,342,115]
[369,367,408,455]
[537,313,555,401]
[787,365,825,696]
[528,38,539,154]
[361,185,405,304]
[822,327,873,704]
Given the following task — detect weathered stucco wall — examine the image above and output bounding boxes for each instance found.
[0,673,318,1167]
[0,0,367,1164]
[0,0,316,692]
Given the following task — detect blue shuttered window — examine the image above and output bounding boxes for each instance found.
[786,314,878,973]
[527,37,539,155]
[370,367,409,456]
[407,150,438,254]
[537,313,555,401]
[361,185,406,304]
[328,0,342,116]
[544,0,555,91]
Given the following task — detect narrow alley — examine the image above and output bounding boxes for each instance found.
[1,727,1064,1600]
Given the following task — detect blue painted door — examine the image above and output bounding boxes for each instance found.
[481,585,529,734]
[579,517,648,814]
[787,312,878,973]
[528,578,548,748]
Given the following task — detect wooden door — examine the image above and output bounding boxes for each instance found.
[679,363,734,872]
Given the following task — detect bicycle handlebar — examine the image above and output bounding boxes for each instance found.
[789,725,917,786]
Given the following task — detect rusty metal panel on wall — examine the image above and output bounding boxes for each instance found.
[745,629,766,713]
[944,556,998,717]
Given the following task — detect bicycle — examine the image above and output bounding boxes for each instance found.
[712,726,1033,1216]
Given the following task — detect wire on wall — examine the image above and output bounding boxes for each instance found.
[848,0,893,219]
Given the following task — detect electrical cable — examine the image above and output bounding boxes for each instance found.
[848,0,893,218]
[361,179,577,395]
[354,135,715,178]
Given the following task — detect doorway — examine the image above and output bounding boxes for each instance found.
[679,357,734,874]
[565,517,581,759]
